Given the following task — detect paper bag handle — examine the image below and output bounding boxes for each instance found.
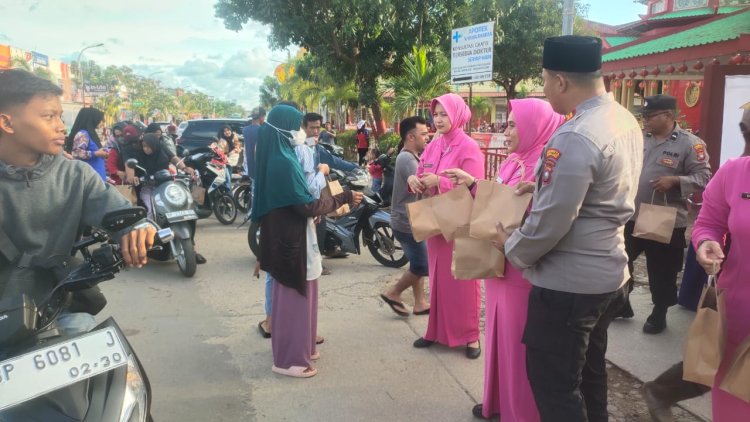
[650,190,668,206]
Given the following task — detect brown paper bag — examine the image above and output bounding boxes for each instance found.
[451,226,505,280]
[470,180,532,241]
[720,335,750,402]
[431,185,474,241]
[114,185,137,205]
[321,179,350,218]
[191,185,206,206]
[633,192,677,244]
[407,196,440,242]
[683,275,727,386]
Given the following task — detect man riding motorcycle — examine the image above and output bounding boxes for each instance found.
[0,69,156,342]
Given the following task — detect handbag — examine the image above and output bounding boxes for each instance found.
[683,274,727,386]
[720,335,750,402]
[469,179,531,241]
[407,195,440,242]
[320,179,350,218]
[191,183,206,206]
[451,226,504,280]
[633,191,677,244]
[430,184,474,242]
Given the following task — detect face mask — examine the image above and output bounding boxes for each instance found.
[305,137,316,146]
[266,121,307,146]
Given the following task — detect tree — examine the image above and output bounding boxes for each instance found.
[384,46,450,119]
[259,76,281,109]
[469,96,490,126]
[94,94,122,126]
[214,0,467,137]
[468,0,561,100]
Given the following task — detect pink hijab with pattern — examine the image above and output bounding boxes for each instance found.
[496,99,565,186]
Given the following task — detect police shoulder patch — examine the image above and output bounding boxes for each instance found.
[693,144,706,162]
[542,148,561,185]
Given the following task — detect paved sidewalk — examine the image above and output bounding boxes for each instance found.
[608,284,711,421]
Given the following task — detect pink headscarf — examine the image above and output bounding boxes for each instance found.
[496,99,565,186]
[430,93,473,146]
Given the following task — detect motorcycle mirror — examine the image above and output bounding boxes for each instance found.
[125,158,139,169]
[101,207,147,232]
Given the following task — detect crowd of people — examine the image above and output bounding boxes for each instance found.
[2,31,750,422]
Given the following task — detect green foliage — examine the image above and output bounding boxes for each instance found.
[336,129,358,152]
[469,96,491,122]
[377,132,401,154]
[384,46,451,120]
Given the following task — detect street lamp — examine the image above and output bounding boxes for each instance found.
[77,43,104,107]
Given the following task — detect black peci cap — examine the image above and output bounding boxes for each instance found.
[543,36,603,73]
[639,95,677,114]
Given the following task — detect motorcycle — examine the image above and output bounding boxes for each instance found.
[184,145,238,225]
[247,168,407,268]
[126,159,199,277]
[0,207,170,421]
[231,174,252,215]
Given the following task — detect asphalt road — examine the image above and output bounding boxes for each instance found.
[100,217,489,422]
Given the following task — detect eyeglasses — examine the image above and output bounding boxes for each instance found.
[641,111,670,121]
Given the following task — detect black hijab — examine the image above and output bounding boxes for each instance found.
[66,107,104,152]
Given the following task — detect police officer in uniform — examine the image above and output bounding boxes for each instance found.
[492,36,643,422]
[618,95,711,334]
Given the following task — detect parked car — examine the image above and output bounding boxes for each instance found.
[176,121,188,138]
[154,121,172,133]
[176,118,248,153]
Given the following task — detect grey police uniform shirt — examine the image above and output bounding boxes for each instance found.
[504,93,644,294]
[631,125,711,228]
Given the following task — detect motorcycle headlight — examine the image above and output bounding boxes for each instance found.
[164,184,188,207]
[119,355,148,422]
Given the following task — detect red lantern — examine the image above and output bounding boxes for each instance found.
[665,65,675,74]
[639,69,649,78]
[651,66,661,77]
[638,82,645,89]
[650,81,658,88]
[711,57,721,66]
[678,63,688,73]
[618,72,626,79]
[693,61,704,70]
[730,54,744,65]
[629,70,637,78]
[627,81,633,88]
[664,82,670,90]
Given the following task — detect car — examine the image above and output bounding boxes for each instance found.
[176,118,249,153]
[153,121,172,133]
[176,121,188,138]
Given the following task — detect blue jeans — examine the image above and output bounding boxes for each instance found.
[393,229,428,277]
[265,273,273,315]
[372,178,382,193]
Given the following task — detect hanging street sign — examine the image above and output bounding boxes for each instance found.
[450,21,495,84]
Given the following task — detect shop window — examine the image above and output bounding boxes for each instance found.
[673,0,709,10]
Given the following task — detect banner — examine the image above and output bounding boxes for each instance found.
[0,45,10,69]
[31,51,48,69]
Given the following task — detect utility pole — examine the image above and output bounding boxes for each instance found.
[562,0,575,36]
[76,43,103,106]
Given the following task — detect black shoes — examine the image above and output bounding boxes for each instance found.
[643,306,668,334]
[195,253,207,264]
[615,301,635,319]
[466,342,481,359]
[472,404,486,419]
[413,337,435,348]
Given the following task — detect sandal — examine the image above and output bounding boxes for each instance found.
[316,336,325,345]
[272,365,318,378]
[258,321,271,338]
[311,351,320,361]
[380,294,409,317]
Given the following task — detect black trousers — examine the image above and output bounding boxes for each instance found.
[523,286,626,422]
[624,221,687,308]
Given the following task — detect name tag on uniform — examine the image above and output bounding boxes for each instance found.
[742,192,750,200]
[658,155,678,168]
[423,163,434,168]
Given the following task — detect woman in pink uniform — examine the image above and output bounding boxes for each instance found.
[408,93,485,359]
[446,99,565,420]
[692,111,750,422]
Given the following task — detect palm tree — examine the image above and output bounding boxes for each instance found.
[384,46,450,120]
[469,96,491,127]
[10,57,31,71]
[322,81,358,130]
[95,94,122,126]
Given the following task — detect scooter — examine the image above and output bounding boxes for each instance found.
[184,144,238,225]
[126,159,199,277]
[0,207,170,421]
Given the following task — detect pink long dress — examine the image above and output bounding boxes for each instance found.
[416,94,484,347]
[691,156,750,422]
[481,99,564,420]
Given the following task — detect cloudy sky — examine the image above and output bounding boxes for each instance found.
[0,0,646,110]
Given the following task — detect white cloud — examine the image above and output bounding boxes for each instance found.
[0,0,295,109]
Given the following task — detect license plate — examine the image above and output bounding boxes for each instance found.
[0,328,128,410]
[166,210,197,219]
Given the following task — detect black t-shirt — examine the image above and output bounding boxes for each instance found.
[138,147,174,175]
